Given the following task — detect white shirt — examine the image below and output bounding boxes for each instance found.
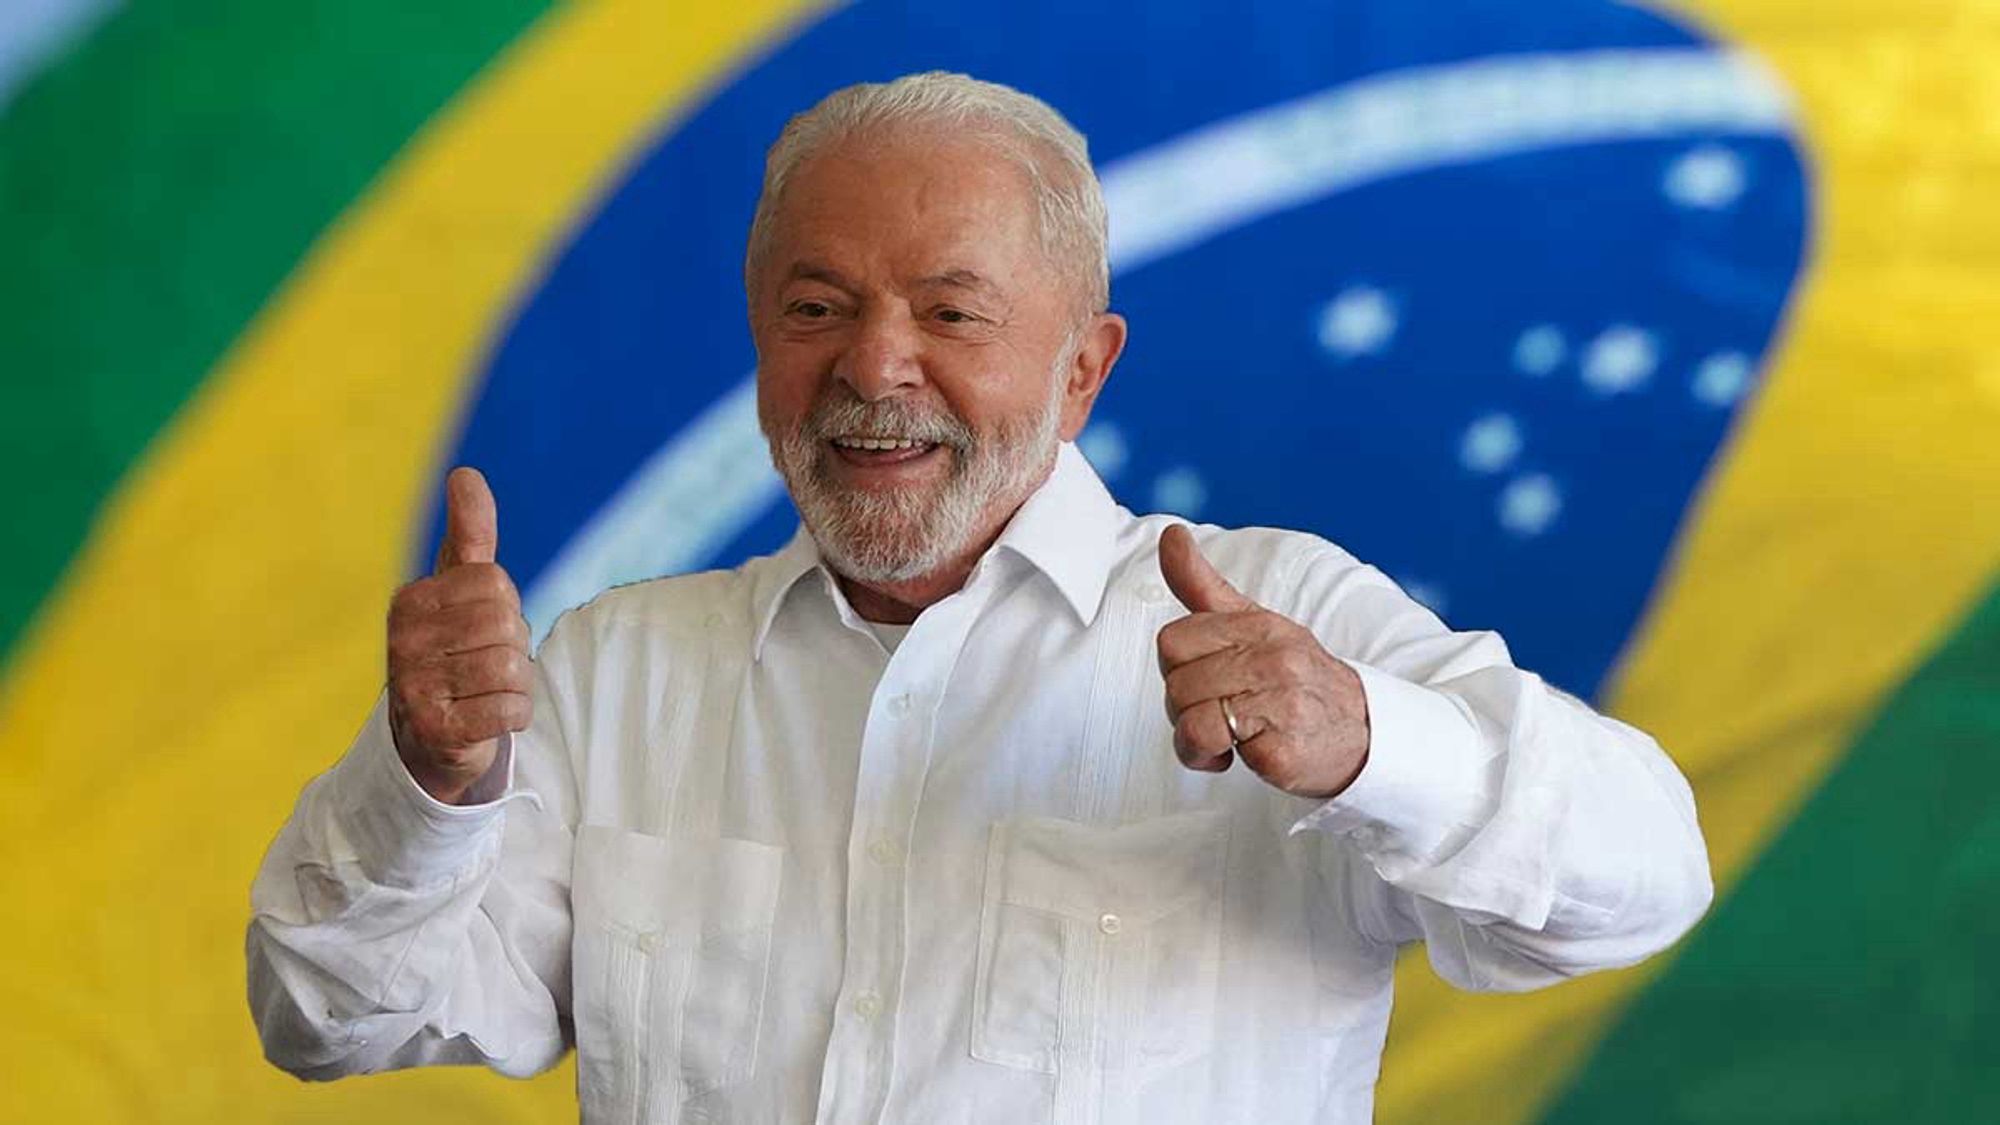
[247,442,1712,1124]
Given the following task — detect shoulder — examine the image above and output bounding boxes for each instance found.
[1110,512,1386,610]
[534,550,785,657]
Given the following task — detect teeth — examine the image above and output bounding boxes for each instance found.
[833,436,927,452]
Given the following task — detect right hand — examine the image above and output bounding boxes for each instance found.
[386,466,533,804]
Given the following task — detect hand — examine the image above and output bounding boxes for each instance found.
[1154,525,1370,799]
[385,467,532,804]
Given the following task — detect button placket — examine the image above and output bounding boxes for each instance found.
[817,583,988,1124]
[867,836,899,865]
[851,991,884,1020]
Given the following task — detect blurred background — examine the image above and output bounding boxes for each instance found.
[3,0,1996,1121]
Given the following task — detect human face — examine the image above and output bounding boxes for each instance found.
[750,131,1123,585]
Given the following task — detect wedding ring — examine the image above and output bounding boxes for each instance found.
[1219,694,1244,751]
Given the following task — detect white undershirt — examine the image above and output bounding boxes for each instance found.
[864,619,913,653]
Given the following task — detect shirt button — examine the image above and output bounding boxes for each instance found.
[868,837,899,865]
[852,991,884,1020]
[887,693,913,717]
[702,611,724,629]
[1140,582,1170,604]
[1098,912,1123,936]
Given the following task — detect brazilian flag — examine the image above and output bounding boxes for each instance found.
[4,2,1995,1121]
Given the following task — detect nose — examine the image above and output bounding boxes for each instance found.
[835,304,925,401]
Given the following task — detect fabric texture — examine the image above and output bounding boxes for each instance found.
[246,442,1712,1123]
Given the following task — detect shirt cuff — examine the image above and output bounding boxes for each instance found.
[1287,660,1493,866]
[330,691,530,888]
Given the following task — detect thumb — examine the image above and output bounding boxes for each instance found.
[435,466,498,573]
[1159,524,1252,613]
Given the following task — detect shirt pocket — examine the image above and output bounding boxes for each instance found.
[970,808,1229,1078]
[571,824,784,1121]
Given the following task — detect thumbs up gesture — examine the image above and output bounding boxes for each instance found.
[385,467,533,804]
[1154,524,1371,799]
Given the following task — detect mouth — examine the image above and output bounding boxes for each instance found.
[826,433,947,472]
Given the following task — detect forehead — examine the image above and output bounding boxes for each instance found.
[764,131,1045,284]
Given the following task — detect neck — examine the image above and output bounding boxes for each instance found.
[837,552,984,625]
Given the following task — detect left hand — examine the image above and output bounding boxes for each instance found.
[1155,524,1371,798]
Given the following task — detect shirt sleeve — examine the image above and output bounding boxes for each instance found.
[1274,543,1715,991]
[244,611,584,1079]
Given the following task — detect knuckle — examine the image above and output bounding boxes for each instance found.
[437,706,477,748]
[387,622,429,663]
[477,601,515,637]
[409,711,449,751]
[476,563,512,600]
[1175,711,1213,754]
[389,577,431,614]
[389,671,428,708]
[1249,745,1298,790]
[1277,690,1313,729]
[1275,645,1315,683]
[505,694,533,731]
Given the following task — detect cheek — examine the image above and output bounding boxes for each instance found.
[932,355,1056,431]
[755,350,827,420]
[755,374,815,438]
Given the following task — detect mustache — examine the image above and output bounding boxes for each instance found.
[805,389,973,449]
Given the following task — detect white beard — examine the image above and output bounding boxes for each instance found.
[763,362,1068,584]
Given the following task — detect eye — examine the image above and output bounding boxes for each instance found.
[787,300,835,319]
[933,307,980,324]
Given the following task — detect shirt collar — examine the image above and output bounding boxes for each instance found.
[985,440,1121,626]
[748,441,1122,660]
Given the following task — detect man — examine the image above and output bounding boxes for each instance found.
[248,72,1712,1123]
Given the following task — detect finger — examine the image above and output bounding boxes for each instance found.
[394,563,520,619]
[1172,697,1238,772]
[1159,524,1253,614]
[437,691,533,745]
[393,687,531,752]
[391,598,530,662]
[1156,609,1283,672]
[429,645,531,701]
[436,466,499,573]
[1162,645,1264,720]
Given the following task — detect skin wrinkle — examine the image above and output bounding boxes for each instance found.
[749,127,1126,623]
[748,118,1107,320]
[743,105,1369,801]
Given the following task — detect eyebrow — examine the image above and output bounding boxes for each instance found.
[781,262,1012,310]
[915,268,1000,296]
[784,262,857,291]
[917,268,1015,317]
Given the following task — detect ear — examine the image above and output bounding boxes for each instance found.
[1058,311,1128,441]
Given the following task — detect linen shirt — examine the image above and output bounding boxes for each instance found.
[247,442,1713,1124]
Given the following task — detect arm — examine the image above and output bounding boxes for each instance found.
[1157,526,1713,990]
[245,624,579,1077]
[246,467,581,1075]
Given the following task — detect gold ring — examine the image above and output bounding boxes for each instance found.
[1219,695,1244,750]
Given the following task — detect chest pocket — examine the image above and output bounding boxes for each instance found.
[970,807,1229,1089]
[571,824,783,1123]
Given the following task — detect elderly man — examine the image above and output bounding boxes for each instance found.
[248,72,1712,1123]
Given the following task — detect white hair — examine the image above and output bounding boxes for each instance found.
[744,71,1111,314]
